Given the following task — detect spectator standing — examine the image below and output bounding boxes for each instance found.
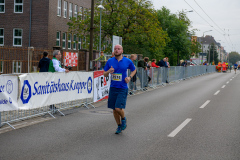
[157,58,167,67]
[165,57,170,83]
[38,52,51,72]
[181,60,187,80]
[151,59,159,68]
[104,44,136,134]
[151,59,159,84]
[138,57,149,89]
[48,50,69,110]
[147,61,152,84]
[157,58,168,83]
[129,54,137,93]
[49,50,69,73]
[95,51,106,70]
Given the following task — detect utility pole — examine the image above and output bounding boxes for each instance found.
[89,0,95,71]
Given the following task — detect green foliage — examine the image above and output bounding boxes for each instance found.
[191,39,202,58]
[229,51,240,64]
[207,44,219,63]
[156,7,194,65]
[67,0,168,58]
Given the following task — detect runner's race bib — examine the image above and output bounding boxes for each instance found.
[112,73,122,81]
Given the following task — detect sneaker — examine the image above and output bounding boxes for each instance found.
[115,126,122,134]
[121,118,127,130]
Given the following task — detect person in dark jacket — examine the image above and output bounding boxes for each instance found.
[38,52,51,72]
[157,58,168,83]
[138,57,149,89]
[157,58,168,67]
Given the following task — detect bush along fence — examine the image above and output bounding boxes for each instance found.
[0,65,216,129]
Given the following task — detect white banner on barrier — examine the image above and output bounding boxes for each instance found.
[93,71,111,103]
[0,76,18,111]
[18,72,93,109]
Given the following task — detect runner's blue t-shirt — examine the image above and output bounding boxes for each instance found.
[104,57,136,89]
[234,63,238,68]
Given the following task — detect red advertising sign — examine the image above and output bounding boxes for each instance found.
[64,52,78,67]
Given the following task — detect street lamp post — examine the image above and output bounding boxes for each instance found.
[201,30,212,64]
[89,0,95,71]
[98,1,104,60]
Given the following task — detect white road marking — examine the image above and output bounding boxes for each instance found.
[222,85,226,88]
[230,79,232,81]
[232,77,234,78]
[168,118,192,137]
[200,100,211,109]
[226,81,229,84]
[214,90,220,95]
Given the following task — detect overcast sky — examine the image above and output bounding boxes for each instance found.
[151,0,240,54]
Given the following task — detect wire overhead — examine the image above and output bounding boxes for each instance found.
[184,0,236,52]
[194,0,226,34]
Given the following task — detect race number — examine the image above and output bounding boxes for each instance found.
[112,73,122,81]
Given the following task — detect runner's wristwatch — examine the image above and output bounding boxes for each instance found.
[129,76,132,79]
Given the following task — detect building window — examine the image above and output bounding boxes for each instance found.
[13,29,22,46]
[0,60,3,73]
[78,37,81,50]
[63,1,67,18]
[0,28,3,46]
[56,31,60,46]
[62,32,66,49]
[0,0,5,13]
[57,0,61,16]
[12,61,22,73]
[73,34,76,50]
[14,0,23,13]
[69,3,72,19]
[74,5,77,18]
[79,6,83,20]
[68,33,71,49]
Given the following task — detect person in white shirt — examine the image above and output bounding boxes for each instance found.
[48,50,69,73]
[48,50,69,111]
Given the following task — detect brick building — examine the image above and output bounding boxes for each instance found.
[0,0,90,50]
[0,0,96,74]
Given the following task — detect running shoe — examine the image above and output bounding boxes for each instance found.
[121,118,127,130]
[115,126,122,134]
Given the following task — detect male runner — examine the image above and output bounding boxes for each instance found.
[234,62,238,74]
[104,44,136,134]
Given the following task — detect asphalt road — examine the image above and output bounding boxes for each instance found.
[0,71,240,160]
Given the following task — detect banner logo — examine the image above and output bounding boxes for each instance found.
[6,80,13,94]
[20,80,32,104]
[87,77,92,94]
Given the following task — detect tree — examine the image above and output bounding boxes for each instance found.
[207,44,219,63]
[190,39,202,58]
[156,7,193,65]
[67,0,168,59]
[229,51,240,64]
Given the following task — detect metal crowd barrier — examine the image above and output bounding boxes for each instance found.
[1,65,216,129]
[128,65,216,94]
[0,98,94,129]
